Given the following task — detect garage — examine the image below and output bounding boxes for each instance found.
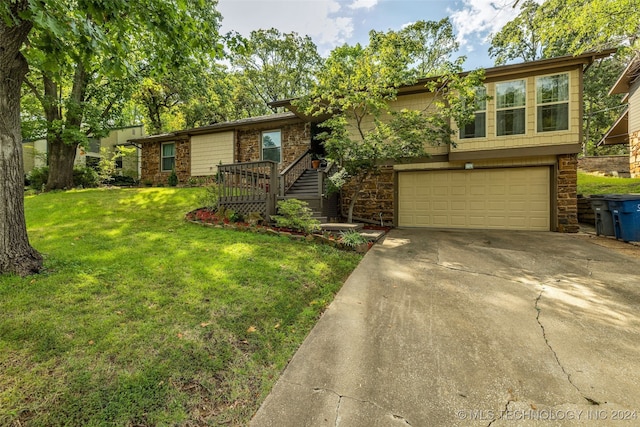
[398,167,551,230]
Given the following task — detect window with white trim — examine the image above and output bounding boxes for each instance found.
[161,142,175,172]
[536,73,569,132]
[460,86,487,139]
[496,80,526,136]
[261,130,281,163]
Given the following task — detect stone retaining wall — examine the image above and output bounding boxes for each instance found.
[578,155,630,177]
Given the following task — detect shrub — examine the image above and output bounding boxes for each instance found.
[168,169,178,187]
[28,166,49,191]
[197,184,219,210]
[246,211,264,226]
[73,166,100,188]
[227,210,243,223]
[272,199,320,234]
[110,175,137,186]
[339,230,368,248]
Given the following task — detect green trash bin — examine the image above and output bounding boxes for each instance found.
[590,195,615,237]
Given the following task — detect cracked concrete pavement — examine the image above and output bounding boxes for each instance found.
[250,229,640,426]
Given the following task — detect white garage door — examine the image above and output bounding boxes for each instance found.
[398,167,550,230]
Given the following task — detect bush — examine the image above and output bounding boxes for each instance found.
[168,169,178,187]
[272,199,320,234]
[339,230,368,248]
[27,165,99,190]
[28,166,49,191]
[73,166,99,188]
[197,184,219,210]
[110,175,137,186]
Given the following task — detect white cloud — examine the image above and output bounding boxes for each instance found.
[348,0,378,10]
[217,0,354,49]
[449,0,537,49]
[401,21,416,30]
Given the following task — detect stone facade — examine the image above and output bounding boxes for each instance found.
[556,153,579,233]
[340,166,394,224]
[630,130,640,178]
[140,139,190,186]
[578,155,630,177]
[236,122,310,172]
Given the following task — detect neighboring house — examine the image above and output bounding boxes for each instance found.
[134,51,613,232]
[22,125,144,179]
[599,57,640,177]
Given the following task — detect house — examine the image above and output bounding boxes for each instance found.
[133,51,614,232]
[599,56,640,178]
[23,125,144,179]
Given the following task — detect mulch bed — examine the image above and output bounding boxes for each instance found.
[185,208,385,253]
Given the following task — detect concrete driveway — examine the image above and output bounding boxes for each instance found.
[251,229,640,426]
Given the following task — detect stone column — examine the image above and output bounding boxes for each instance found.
[557,154,579,233]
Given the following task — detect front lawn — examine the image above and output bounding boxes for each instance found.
[578,171,640,195]
[0,188,362,426]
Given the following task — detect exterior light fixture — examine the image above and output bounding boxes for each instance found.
[464,162,474,170]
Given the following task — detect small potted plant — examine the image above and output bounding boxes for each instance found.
[311,153,321,169]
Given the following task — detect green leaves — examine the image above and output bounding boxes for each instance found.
[292,19,483,222]
[229,28,323,114]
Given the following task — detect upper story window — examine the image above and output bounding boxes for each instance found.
[161,142,175,172]
[262,130,281,163]
[496,80,526,136]
[460,86,487,139]
[536,73,569,132]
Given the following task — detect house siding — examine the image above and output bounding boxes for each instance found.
[629,80,640,134]
[346,92,447,156]
[452,69,581,152]
[631,130,640,178]
[191,131,234,176]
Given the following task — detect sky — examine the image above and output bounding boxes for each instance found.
[216,0,533,70]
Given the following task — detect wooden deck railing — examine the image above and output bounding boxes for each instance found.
[279,149,312,195]
[217,161,278,220]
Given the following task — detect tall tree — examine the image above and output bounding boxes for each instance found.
[0,0,42,276]
[21,0,222,190]
[537,0,640,55]
[229,29,323,116]
[296,20,484,223]
[489,0,631,155]
[489,0,545,65]
[0,0,222,275]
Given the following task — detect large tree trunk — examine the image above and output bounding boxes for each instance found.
[346,173,367,224]
[46,138,79,189]
[0,10,44,276]
[45,63,88,190]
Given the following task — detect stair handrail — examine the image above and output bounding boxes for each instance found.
[280,149,312,196]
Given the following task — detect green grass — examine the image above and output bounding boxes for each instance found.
[578,171,640,196]
[0,188,362,426]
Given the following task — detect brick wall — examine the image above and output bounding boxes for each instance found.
[557,153,579,233]
[630,130,640,178]
[140,139,190,186]
[236,122,310,172]
[578,155,630,177]
[340,166,394,224]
